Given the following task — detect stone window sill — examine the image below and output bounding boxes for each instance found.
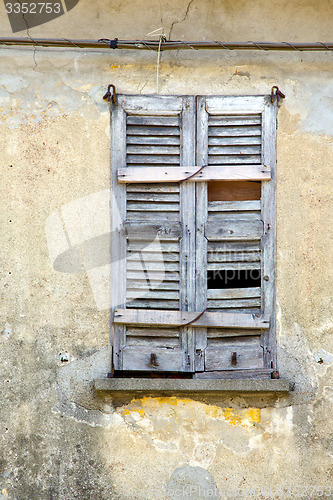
[94,378,290,395]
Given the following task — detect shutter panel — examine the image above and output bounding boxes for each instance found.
[195,96,276,378]
[110,95,196,373]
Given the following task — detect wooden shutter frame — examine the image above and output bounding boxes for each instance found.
[110,94,197,372]
[110,94,277,376]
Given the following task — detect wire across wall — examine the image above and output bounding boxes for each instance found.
[0,37,333,52]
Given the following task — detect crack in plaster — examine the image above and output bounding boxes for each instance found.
[168,0,195,40]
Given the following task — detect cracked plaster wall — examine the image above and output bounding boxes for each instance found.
[0,0,333,498]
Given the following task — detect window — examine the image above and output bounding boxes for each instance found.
[109,94,276,379]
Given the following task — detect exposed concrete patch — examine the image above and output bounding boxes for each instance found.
[166,465,219,500]
[53,346,123,427]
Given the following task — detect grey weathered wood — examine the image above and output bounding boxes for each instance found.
[194,95,209,372]
[208,116,261,126]
[124,221,182,239]
[206,95,267,114]
[127,251,179,262]
[127,280,179,290]
[110,97,127,370]
[207,328,263,338]
[127,261,179,271]
[127,145,180,155]
[126,337,179,348]
[114,308,270,329]
[127,327,179,337]
[127,202,179,212]
[127,116,180,126]
[127,290,179,300]
[127,135,180,146]
[128,241,179,252]
[208,156,261,165]
[207,262,261,270]
[122,346,183,371]
[126,300,180,310]
[126,183,179,193]
[179,95,197,372]
[194,369,271,379]
[209,136,261,146]
[126,125,180,136]
[205,345,264,371]
[208,241,261,252]
[205,220,263,241]
[208,126,261,137]
[126,211,180,222]
[127,270,179,281]
[127,192,179,202]
[207,298,261,309]
[208,200,261,211]
[208,145,261,155]
[118,165,271,183]
[208,251,260,262]
[207,287,261,299]
[127,154,180,164]
[261,98,277,370]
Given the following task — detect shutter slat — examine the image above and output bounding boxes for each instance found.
[127,280,179,290]
[208,155,261,165]
[208,126,261,137]
[127,145,180,155]
[207,288,261,299]
[208,251,260,263]
[126,300,179,309]
[127,252,179,262]
[208,115,261,126]
[127,126,180,136]
[127,271,179,281]
[127,154,180,165]
[208,200,261,211]
[209,136,261,146]
[127,135,180,146]
[127,116,180,126]
[208,145,261,155]
[205,220,263,241]
[207,262,260,271]
[207,298,261,309]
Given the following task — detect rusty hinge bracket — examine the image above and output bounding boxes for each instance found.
[103,83,117,103]
[271,86,285,105]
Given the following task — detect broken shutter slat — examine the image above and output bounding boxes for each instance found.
[114,308,269,329]
[117,165,271,183]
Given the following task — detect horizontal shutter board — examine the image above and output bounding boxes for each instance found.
[118,165,270,183]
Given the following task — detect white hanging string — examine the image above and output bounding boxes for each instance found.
[146,27,165,94]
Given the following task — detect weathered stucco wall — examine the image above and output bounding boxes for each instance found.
[0,1,333,498]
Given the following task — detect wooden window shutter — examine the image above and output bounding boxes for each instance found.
[111,94,276,379]
[194,95,277,379]
[111,95,197,373]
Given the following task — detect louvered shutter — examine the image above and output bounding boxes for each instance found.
[194,96,276,378]
[110,95,196,373]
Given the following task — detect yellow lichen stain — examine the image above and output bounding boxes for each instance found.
[110,64,120,70]
[121,408,146,417]
[132,396,195,407]
[1,489,8,497]
[205,406,260,428]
